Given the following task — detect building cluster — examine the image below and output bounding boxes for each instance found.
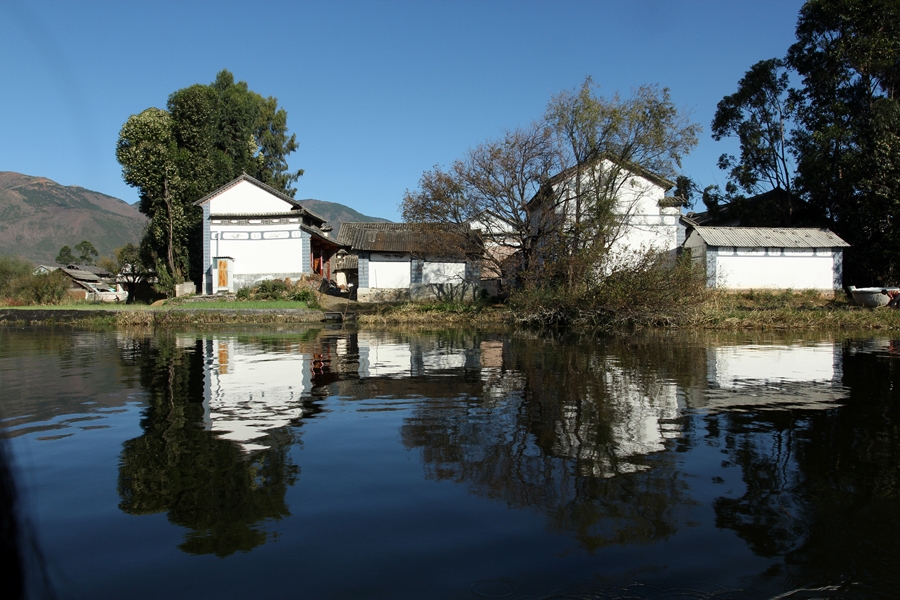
[192,165,849,303]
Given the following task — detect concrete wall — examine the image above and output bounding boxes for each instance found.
[357,252,480,303]
[711,247,841,290]
[207,180,294,214]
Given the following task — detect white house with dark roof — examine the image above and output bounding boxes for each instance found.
[335,222,481,303]
[194,174,341,295]
[682,224,849,291]
[532,156,683,265]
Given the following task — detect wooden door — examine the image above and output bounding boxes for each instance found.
[217,259,229,289]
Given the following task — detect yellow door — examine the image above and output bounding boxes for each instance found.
[217,259,228,289]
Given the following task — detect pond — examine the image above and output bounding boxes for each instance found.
[2,325,900,599]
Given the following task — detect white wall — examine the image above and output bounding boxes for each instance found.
[714,248,837,290]
[554,160,678,262]
[202,337,311,452]
[210,223,307,276]
[423,261,465,284]
[368,253,411,288]
[208,180,294,214]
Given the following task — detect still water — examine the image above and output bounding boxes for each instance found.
[2,325,900,599]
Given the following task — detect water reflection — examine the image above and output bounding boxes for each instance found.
[6,327,900,596]
[117,334,307,557]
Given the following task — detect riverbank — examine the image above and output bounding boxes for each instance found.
[2,290,900,330]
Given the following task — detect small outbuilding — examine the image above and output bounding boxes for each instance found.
[682,224,849,292]
[336,222,481,303]
[53,264,128,302]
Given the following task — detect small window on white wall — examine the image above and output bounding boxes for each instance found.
[737,247,765,256]
[717,246,734,255]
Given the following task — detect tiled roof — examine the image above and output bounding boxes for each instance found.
[692,226,849,248]
[336,222,476,255]
[333,251,358,270]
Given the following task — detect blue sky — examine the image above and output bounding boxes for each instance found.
[1,0,805,220]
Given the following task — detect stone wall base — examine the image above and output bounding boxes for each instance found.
[175,281,196,297]
[357,283,481,303]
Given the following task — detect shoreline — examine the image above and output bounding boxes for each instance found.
[3,300,900,331]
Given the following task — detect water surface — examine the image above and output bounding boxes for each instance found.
[2,326,900,599]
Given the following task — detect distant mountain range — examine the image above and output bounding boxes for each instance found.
[0,172,389,265]
[298,199,391,232]
[0,172,148,265]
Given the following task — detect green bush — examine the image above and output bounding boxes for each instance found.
[23,271,70,305]
[0,256,33,300]
[0,258,71,306]
[254,279,290,300]
[289,288,314,303]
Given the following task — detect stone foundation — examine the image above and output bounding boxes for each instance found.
[357,283,481,303]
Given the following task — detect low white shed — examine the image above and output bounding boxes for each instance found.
[683,225,849,292]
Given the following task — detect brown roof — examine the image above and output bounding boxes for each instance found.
[336,222,478,256]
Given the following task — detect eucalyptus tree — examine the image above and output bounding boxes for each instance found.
[116,70,302,293]
[710,58,797,199]
[786,0,900,282]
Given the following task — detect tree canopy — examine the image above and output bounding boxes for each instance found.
[116,70,302,293]
[401,78,699,291]
[711,0,900,284]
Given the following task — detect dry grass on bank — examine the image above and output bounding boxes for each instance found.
[5,289,900,331]
[686,289,900,330]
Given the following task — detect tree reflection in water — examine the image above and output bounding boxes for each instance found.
[116,334,300,557]
[709,340,900,593]
[399,332,698,552]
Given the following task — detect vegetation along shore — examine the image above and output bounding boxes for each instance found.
[3,289,900,332]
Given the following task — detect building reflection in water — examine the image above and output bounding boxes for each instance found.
[118,329,858,560]
[201,337,312,452]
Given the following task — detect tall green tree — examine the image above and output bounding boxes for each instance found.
[710,58,797,199]
[74,240,98,265]
[116,70,302,293]
[786,0,900,283]
[55,245,75,265]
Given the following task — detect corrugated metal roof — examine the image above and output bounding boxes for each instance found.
[694,226,849,248]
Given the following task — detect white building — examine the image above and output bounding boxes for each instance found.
[547,158,681,260]
[336,222,481,303]
[194,174,340,295]
[682,224,849,292]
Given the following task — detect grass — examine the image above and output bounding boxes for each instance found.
[5,289,900,331]
[686,289,900,330]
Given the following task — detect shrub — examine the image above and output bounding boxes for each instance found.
[289,288,314,303]
[23,271,70,305]
[510,249,709,329]
[0,258,71,306]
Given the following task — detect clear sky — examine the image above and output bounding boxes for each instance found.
[1,0,806,220]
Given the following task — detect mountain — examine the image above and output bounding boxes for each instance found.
[298,199,391,232]
[0,172,147,265]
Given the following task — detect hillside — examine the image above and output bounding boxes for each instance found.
[0,172,147,265]
[298,198,391,232]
